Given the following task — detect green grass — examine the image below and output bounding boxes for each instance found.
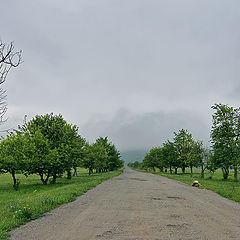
[137,168,240,203]
[0,168,123,240]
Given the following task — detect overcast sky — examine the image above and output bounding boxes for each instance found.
[1,0,240,151]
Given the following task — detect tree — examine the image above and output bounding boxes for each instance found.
[162,141,179,174]
[200,147,213,179]
[233,108,240,182]
[21,113,81,184]
[187,140,204,177]
[0,131,26,189]
[83,143,108,175]
[23,130,52,185]
[96,136,123,171]
[0,40,22,123]
[127,161,142,169]
[71,135,86,177]
[107,144,123,170]
[173,129,193,174]
[142,147,162,171]
[211,104,240,181]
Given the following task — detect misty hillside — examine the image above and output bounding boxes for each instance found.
[120,150,147,164]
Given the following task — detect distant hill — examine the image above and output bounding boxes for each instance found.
[120,149,147,164]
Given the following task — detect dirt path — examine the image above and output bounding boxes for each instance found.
[11,168,240,240]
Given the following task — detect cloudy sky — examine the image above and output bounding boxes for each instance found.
[1,0,240,151]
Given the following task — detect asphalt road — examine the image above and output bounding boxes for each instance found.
[11,168,240,240]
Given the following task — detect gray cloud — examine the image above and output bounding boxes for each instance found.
[0,0,239,149]
[81,109,210,151]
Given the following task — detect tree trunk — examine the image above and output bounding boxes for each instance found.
[222,168,229,180]
[170,166,172,174]
[159,167,163,172]
[40,173,49,185]
[234,167,238,182]
[52,173,57,184]
[11,170,17,189]
[67,169,72,179]
[201,164,204,178]
[73,167,77,176]
[153,167,156,172]
[165,168,167,173]
[182,166,185,174]
[89,167,93,175]
[190,164,193,178]
[175,168,178,174]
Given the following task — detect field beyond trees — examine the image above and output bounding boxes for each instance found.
[0,168,123,240]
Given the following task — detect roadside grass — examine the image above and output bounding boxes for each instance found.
[0,168,123,240]
[137,168,240,203]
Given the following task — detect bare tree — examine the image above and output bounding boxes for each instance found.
[0,40,22,123]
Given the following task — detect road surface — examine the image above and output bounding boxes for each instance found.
[11,168,240,240]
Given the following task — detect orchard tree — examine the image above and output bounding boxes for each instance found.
[162,141,179,174]
[173,129,193,174]
[96,137,123,171]
[142,147,162,171]
[128,161,142,169]
[201,147,214,179]
[233,107,240,182]
[21,113,81,183]
[142,152,151,171]
[0,131,26,189]
[106,144,123,171]
[211,104,239,180]
[187,140,204,177]
[61,123,84,179]
[83,143,108,175]
[71,135,86,177]
[23,130,52,185]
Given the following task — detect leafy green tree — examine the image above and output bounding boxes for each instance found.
[83,143,108,175]
[211,104,240,180]
[106,144,123,171]
[201,147,214,179]
[233,108,240,182]
[187,140,204,177]
[173,129,193,174]
[0,131,26,189]
[96,137,123,171]
[21,113,81,184]
[128,161,142,169]
[153,147,165,172]
[71,135,86,177]
[162,141,179,174]
[60,123,84,179]
[23,130,53,185]
[142,147,162,171]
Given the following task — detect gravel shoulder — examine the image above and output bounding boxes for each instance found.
[11,168,240,240]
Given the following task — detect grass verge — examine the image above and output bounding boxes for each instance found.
[0,168,123,240]
[136,168,240,203]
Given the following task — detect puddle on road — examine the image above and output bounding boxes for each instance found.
[167,196,186,200]
[151,196,186,201]
[96,230,113,239]
[152,197,162,200]
[166,223,189,228]
[114,177,148,181]
[129,178,148,181]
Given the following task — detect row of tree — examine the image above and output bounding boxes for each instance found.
[131,129,210,178]
[129,104,240,182]
[0,113,123,188]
